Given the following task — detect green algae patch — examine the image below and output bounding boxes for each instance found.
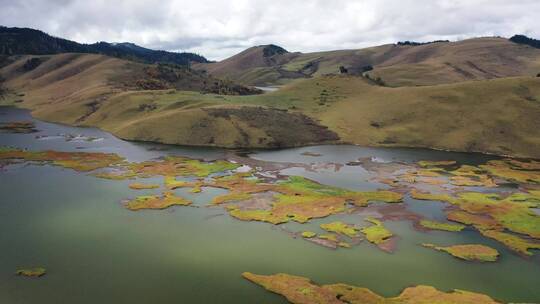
[16,267,46,277]
[125,191,191,210]
[320,221,358,237]
[301,231,317,238]
[422,243,499,262]
[361,218,392,245]
[242,272,501,304]
[128,182,160,190]
[420,220,465,232]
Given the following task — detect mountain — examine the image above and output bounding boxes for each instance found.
[1,30,539,157]
[196,44,305,85]
[195,37,540,86]
[1,53,539,157]
[0,26,208,65]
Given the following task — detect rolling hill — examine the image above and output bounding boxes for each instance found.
[1,51,539,158]
[195,37,540,87]
[1,30,539,158]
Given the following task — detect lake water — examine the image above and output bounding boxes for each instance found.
[0,107,539,303]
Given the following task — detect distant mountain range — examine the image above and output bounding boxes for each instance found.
[0,26,208,65]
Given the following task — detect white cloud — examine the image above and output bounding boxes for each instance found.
[1,0,539,60]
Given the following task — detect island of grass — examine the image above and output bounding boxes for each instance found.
[129,182,160,190]
[0,121,38,133]
[420,220,465,232]
[411,189,540,255]
[301,231,317,238]
[125,191,191,210]
[242,272,501,304]
[0,146,124,172]
[361,217,393,245]
[214,175,402,225]
[423,243,499,262]
[320,221,359,237]
[16,267,46,277]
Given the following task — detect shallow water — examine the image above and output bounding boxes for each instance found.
[0,107,539,303]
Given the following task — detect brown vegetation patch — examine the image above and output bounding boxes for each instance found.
[204,106,339,148]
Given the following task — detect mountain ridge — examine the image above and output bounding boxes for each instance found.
[195,36,540,86]
[0,26,208,65]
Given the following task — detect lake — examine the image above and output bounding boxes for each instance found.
[0,106,538,303]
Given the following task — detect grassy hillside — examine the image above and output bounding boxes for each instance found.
[2,52,538,158]
[196,38,540,87]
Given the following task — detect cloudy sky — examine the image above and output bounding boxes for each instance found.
[1,0,539,60]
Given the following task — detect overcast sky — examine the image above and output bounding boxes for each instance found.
[1,0,539,60]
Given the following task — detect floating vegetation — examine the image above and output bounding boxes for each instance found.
[125,191,191,210]
[338,242,351,248]
[479,159,540,184]
[478,229,540,256]
[127,156,240,178]
[3,145,539,259]
[242,272,501,304]
[0,121,38,133]
[419,220,465,232]
[16,267,46,277]
[320,221,359,237]
[300,151,322,157]
[128,182,160,190]
[319,234,339,242]
[417,160,457,168]
[301,231,316,238]
[360,217,392,245]
[422,243,499,262]
[412,189,540,254]
[0,147,124,171]
[218,176,402,224]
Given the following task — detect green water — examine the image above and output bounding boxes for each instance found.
[0,107,539,303]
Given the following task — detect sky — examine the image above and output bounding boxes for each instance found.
[1,0,539,60]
